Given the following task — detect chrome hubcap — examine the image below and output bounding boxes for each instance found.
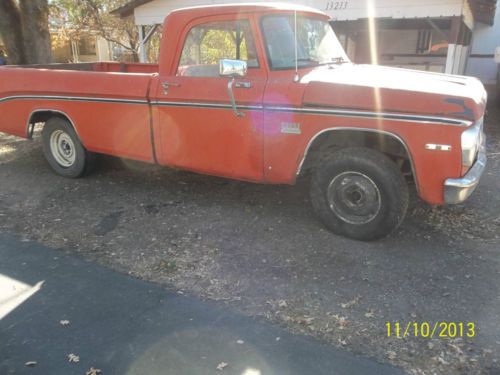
[50,130,76,167]
[327,171,381,225]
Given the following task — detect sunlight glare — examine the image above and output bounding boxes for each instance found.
[367,0,379,66]
[0,145,15,156]
[242,368,262,375]
[0,274,44,320]
[367,0,384,131]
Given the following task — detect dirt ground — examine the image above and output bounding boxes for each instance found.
[1,103,500,375]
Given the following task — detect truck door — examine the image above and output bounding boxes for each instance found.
[153,17,266,182]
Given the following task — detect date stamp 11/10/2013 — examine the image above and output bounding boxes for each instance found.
[386,322,476,339]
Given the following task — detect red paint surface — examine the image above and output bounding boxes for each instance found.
[0,4,487,205]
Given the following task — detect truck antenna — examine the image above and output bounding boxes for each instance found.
[293,10,299,82]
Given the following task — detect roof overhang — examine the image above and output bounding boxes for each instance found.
[111,0,498,27]
[468,0,497,25]
[110,0,153,18]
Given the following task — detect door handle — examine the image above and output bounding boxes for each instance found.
[161,81,181,94]
[235,81,252,89]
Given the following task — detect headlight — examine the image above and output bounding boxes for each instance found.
[461,119,483,168]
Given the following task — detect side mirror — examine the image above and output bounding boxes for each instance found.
[220,59,247,77]
[220,59,247,117]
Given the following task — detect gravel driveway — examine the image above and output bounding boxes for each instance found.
[1,104,499,375]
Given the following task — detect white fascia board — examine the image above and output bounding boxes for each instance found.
[311,0,464,21]
[132,0,465,25]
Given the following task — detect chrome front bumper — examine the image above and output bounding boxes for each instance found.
[444,146,487,204]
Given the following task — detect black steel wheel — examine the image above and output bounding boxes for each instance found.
[310,147,409,241]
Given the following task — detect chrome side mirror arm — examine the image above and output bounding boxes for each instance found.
[227,77,244,117]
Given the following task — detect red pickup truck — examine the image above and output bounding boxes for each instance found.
[0,3,487,240]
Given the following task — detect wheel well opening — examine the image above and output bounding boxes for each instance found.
[300,130,415,183]
[27,111,74,139]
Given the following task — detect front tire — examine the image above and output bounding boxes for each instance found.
[310,147,409,241]
[42,117,95,178]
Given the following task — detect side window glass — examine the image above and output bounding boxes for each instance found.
[178,20,258,77]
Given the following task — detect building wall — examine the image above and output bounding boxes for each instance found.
[52,35,112,63]
[466,4,500,84]
[378,29,448,72]
[96,38,112,61]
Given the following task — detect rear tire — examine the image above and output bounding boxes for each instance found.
[310,147,409,241]
[42,117,95,178]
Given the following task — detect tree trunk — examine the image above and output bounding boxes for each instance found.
[0,0,26,65]
[19,0,52,64]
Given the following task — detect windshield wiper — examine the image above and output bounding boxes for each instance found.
[294,58,320,66]
[329,57,349,64]
[316,57,349,67]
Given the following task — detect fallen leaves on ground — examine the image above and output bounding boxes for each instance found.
[86,367,102,375]
[278,300,288,308]
[340,296,361,309]
[387,351,397,360]
[216,362,228,371]
[67,353,80,363]
[364,310,375,318]
[298,316,314,326]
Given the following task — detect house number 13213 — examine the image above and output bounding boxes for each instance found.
[325,1,349,11]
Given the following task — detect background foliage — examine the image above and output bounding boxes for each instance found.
[0,0,142,64]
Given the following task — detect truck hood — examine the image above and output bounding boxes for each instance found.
[301,64,487,122]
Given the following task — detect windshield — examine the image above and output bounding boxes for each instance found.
[261,15,349,70]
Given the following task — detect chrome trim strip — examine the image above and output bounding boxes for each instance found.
[0,95,471,126]
[151,100,263,111]
[26,109,82,142]
[0,95,147,105]
[151,102,469,126]
[296,127,419,193]
[266,106,471,127]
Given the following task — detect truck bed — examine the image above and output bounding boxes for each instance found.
[0,62,158,163]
